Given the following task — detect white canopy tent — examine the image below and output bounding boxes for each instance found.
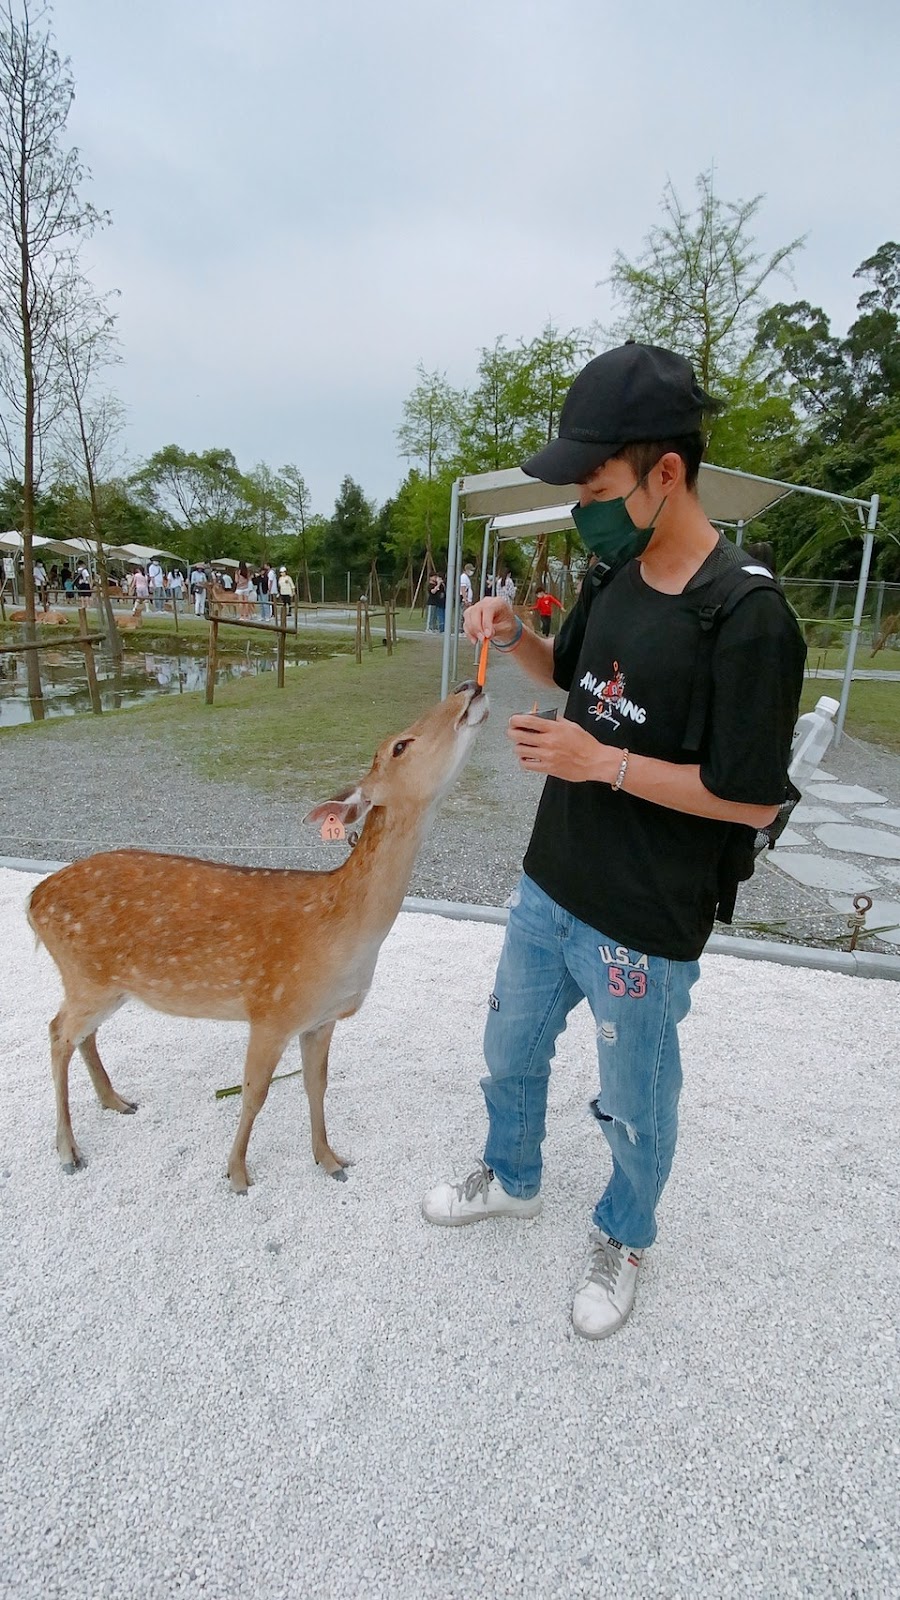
[440,464,879,746]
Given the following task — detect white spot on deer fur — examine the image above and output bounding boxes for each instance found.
[272,984,284,1002]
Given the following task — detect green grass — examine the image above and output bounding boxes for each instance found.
[800,678,900,753]
[1,634,452,798]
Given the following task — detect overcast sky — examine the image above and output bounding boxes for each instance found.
[57,0,899,514]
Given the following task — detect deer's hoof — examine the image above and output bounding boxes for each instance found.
[330,1166,349,1183]
[61,1154,86,1175]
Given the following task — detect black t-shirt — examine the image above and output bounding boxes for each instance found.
[523,541,807,961]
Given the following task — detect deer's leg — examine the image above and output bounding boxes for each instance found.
[226,1027,287,1195]
[49,995,121,1172]
[78,1032,137,1114]
[300,1022,348,1181]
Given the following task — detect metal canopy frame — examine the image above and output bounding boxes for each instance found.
[439,464,880,747]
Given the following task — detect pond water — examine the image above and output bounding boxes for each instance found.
[0,639,346,727]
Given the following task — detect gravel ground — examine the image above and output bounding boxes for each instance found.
[1,868,898,1600]
[1,638,898,950]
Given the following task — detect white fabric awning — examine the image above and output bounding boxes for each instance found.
[461,464,872,526]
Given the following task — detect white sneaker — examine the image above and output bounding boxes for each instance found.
[571,1230,643,1340]
[421,1159,542,1227]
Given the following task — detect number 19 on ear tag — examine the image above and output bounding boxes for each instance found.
[320,813,346,842]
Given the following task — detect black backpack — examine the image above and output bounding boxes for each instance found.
[590,556,804,924]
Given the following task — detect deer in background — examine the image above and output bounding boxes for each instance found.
[871,614,898,656]
[27,682,488,1193]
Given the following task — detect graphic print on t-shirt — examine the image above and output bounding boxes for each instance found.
[579,660,647,730]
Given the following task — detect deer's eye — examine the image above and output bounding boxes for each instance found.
[392,739,412,758]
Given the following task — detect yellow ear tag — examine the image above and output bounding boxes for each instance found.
[320,814,346,842]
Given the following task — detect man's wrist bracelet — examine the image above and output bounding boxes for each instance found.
[491,617,524,651]
[611,749,629,792]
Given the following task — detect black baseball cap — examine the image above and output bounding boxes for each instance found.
[521,342,717,485]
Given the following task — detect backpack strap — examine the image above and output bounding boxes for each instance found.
[681,565,789,755]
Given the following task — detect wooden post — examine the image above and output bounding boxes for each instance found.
[355,599,363,665]
[172,588,179,634]
[392,599,398,645]
[364,598,372,653]
[205,615,219,704]
[276,619,286,687]
[78,603,103,716]
[384,599,393,655]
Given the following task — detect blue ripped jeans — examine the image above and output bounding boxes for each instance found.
[482,875,699,1249]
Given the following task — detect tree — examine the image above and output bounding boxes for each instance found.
[604,168,803,450]
[519,319,595,453]
[242,461,288,569]
[396,363,460,563]
[326,476,377,591]
[51,280,124,656]
[754,246,900,580]
[457,337,537,472]
[0,0,106,711]
[130,445,253,559]
[277,462,315,598]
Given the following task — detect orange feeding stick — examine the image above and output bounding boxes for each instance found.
[476,636,489,689]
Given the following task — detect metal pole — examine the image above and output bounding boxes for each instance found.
[478,519,490,599]
[491,532,499,597]
[835,494,878,748]
[735,518,745,548]
[440,478,461,699]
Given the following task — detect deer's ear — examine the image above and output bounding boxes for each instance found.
[305,787,372,828]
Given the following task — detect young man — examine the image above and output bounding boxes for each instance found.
[422,343,806,1340]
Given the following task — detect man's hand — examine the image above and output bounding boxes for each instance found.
[463,597,519,646]
[507,714,616,784]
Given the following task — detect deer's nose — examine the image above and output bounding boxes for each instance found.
[454,679,481,697]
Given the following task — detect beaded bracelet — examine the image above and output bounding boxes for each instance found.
[611,749,629,792]
[491,617,524,652]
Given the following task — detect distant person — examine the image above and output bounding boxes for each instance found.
[131,567,150,612]
[190,564,207,617]
[267,563,279,618]
[148,557,164,611]
[258,563,272,621]
[32,559,49,611]
[168,568,185,607]
[427,572,446,632]
[501,572,517,605]
[60,562,74,600]
[278,566,295,617]
[235,561,253,619]
[459,563,475,609]
[533,588,564,637]
[744,540,776,577]
[75,563,92,600]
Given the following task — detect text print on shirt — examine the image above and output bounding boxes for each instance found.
[580,661,647,729]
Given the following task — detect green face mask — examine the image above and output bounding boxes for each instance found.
[571,480,666,568]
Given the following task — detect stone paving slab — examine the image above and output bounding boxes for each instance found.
[790,804,844,825]
[804,783,887,805]
[770,853,881,894]
[857,806,900,827]
[814,824,900,859]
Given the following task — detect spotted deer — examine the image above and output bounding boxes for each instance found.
[27,681,488,1193]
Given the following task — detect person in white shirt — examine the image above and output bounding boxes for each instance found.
[190,565,207,617]
[33,561,49,611]
[148,558,164,611]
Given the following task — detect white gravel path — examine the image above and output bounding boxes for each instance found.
[1,866,898,1600]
